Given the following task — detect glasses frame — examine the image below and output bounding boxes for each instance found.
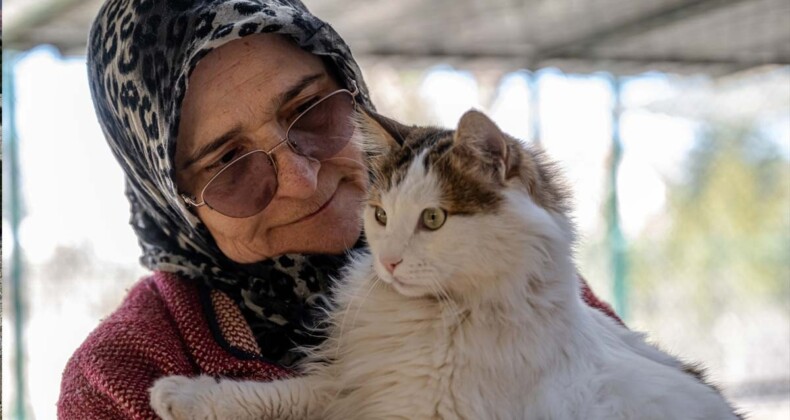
[181,81,359,215]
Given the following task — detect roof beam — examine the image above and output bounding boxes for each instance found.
[355,47,789,69]
[540,53,790,67]
[3,0,90,47]
[534,0,756,60]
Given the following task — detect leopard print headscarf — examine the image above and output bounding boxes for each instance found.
[88,0,373,366]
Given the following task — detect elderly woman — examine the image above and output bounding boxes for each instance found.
[58,0,619,418]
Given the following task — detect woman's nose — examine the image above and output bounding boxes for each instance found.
[273,146,320,200]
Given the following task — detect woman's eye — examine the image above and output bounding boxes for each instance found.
[421,207,447,230]
[289,97,320,125]
[294,97,319,116]
[206,148,241,171]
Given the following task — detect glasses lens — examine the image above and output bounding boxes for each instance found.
[203,151,277,218]
[288,91,355,161]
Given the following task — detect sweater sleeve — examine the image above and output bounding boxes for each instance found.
[58,277,197,420]
[579,276,624,326]
[58,354,135,419]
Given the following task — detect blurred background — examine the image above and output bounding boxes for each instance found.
[2,0,789,418]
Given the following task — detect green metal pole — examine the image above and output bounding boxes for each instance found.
[608,76,629,320]
[3,49,28,420]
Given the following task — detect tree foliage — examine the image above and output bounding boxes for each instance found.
[630,119,790,323]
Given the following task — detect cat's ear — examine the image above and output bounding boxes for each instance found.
[354,108,412,169]
[454,110,516,181]
[365,108,412,147]
[353,108,410,153]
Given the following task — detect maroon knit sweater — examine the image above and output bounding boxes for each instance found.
[58,271,620,419]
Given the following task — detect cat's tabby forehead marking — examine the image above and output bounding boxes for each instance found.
[371,128,503,215]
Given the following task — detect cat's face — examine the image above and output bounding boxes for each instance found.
[357,110,572,299]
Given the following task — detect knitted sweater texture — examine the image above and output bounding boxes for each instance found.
[58,271,620,419]
[57,272,290,419]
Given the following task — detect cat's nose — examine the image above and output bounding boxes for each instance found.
[381,257,403,274]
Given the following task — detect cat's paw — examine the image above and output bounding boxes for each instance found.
[150,375,219,420]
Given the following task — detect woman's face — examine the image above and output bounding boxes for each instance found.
[175,34,367,263]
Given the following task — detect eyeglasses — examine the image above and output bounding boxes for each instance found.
[181,83,358,218]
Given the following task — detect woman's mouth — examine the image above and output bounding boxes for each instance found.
[294,190,337,224]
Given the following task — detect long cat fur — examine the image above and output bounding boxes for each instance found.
[150,109,742,419]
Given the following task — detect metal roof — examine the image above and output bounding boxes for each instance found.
[3,0,790,76]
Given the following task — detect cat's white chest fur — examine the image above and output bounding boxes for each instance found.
[318,257,469,419]
[321,254,551,420]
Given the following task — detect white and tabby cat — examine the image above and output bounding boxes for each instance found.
[151,109,741,419]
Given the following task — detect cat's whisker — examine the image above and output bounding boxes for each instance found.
[350,275,381,331]
[336,273,381,361]
[431,275,461,322]
[424,270,451,304]
[431,281,455,335]
[333,274,373,359]
[422,276,458,333]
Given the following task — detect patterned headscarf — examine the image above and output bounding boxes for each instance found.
[87,0,373,366]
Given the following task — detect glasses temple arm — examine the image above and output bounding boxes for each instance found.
[181,193,206,207]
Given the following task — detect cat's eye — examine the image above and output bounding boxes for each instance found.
[374,206,387,226]
[421,207,447,230]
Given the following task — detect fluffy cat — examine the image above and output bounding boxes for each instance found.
[150,109,742,419]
